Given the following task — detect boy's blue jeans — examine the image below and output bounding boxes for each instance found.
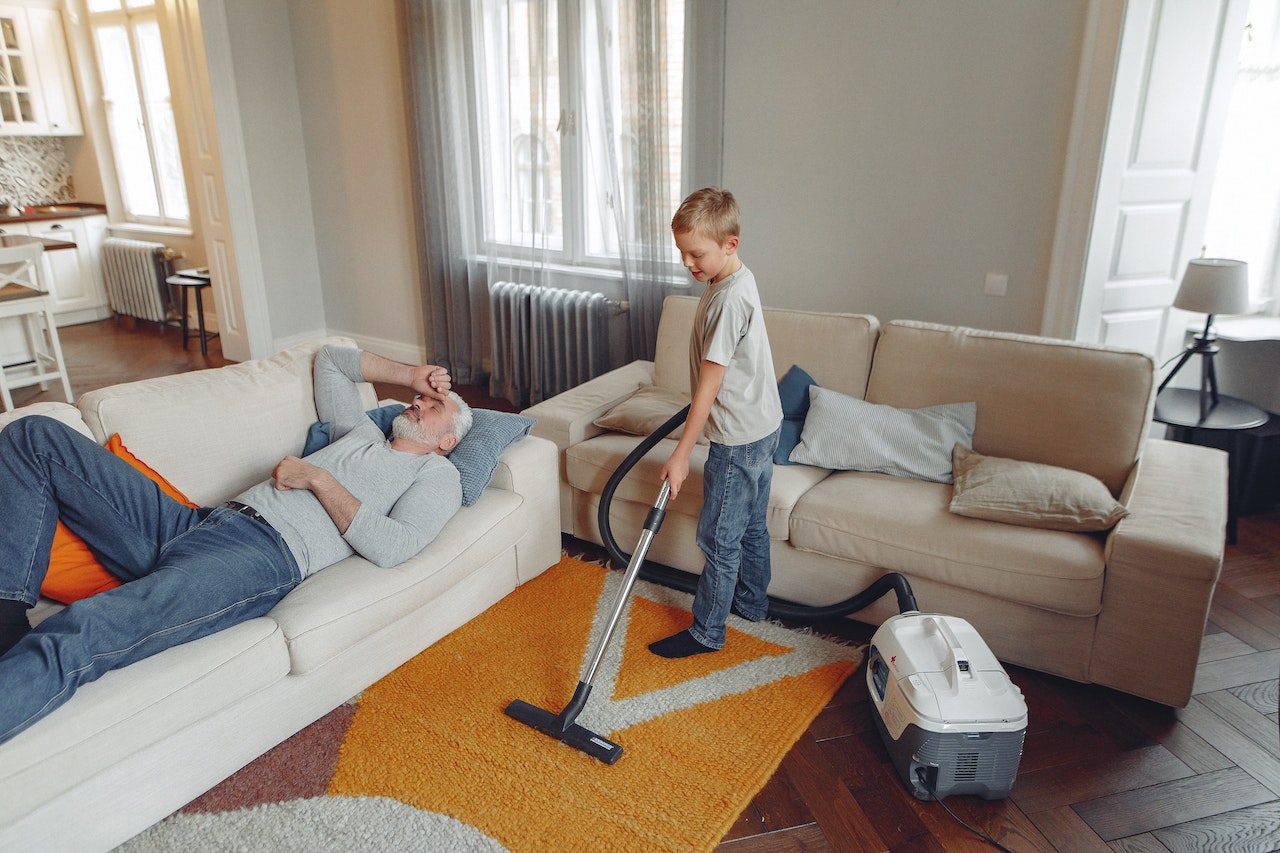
[689,427,780,649]
[0,416,301,744]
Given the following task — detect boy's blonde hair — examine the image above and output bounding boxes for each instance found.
[671,187,739,244]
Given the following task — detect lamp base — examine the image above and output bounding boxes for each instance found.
[1158,315,1222,422]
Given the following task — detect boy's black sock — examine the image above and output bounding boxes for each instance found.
[649,629,717,658]
[730,602,765,622]
[0,599,32,657]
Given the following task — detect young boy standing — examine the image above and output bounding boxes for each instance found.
[650,188,783,658]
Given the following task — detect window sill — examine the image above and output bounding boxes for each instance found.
[107,222,195,241]
[476,255,688,295]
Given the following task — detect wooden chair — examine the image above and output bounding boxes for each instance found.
[0,242,73,411]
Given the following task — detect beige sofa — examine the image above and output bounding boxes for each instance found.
[0,338,561,852]
[525,295,1226,709]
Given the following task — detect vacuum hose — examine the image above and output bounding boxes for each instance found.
[597,404,918,621]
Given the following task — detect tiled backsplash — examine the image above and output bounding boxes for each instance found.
[0,137,75,209]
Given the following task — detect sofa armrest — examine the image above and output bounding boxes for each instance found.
[1091,438,1227,706]
[521,360,654,536]
[522,360,655,451]
[487,434,562,581]
[0,403,94,439]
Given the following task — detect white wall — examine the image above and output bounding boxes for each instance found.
[721,1,1087,333]
[288,0,425,364]
[280,1,1089,360]
[220,0,326,347]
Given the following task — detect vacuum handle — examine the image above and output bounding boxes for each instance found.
[581,481,673,688]
[599,405,689,569]
[927,616,974,688]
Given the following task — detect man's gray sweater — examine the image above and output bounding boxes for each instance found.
[234,345,462,576]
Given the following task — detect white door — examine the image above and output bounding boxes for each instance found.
[1075,0,1249,358]
[161,0,262,362]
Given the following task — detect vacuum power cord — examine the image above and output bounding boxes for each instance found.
[914,768,1016,853]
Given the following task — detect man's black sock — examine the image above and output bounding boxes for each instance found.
[649,629,717,659]
[0,599,31,657]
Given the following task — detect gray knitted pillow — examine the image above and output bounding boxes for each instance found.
[788,386,975,484]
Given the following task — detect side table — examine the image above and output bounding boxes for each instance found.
[166,273,219,356]
[1153,388,1268,543]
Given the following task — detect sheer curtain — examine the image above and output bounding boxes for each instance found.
[1204,0,1280,315]
[400,1,488,384]
[400,0,724,397]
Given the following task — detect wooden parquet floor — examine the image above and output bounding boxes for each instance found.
[18,318,1280,852]
[567,515,1280,853]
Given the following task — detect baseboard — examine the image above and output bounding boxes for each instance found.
[314,328,425,367]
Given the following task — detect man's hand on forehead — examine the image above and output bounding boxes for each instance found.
[410,364,452,400]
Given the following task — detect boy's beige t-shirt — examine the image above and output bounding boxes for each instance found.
[689,264,783,446]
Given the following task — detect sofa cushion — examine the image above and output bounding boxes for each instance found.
[775,364,817,464]
[864,321,1153,495]
[449,410,538,506]
[43,434,199,604]
[787,471,1105,616]
[949,445,1129,532]
[0,617,287,823]
[593,384,704,444]
[565,432,830,540]
[789,386,975,483]
[75,338,368,506]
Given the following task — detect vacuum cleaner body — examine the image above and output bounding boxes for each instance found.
[867,612,1027,800]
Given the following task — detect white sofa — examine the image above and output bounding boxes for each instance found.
[0,337,561,852]
[525,295,1227,709]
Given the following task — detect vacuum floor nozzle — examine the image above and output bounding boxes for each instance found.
[504,479,674,765]
[504,695,623,764]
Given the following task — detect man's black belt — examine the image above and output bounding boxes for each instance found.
[221,501,273,529]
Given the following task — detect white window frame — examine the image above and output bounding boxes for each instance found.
[84,0,190,230]
[466,0,685,282]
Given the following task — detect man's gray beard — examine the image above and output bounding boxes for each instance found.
[391,411,438,445]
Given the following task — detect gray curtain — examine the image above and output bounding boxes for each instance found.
[400,0,725,385]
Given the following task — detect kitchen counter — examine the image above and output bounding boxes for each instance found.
[0,233,75,252]
[0,202,107,225]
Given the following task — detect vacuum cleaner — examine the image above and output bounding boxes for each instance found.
[507,405,1027,796]
[867,613,1026,800]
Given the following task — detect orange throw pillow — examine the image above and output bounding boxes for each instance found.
[41,434,198,604]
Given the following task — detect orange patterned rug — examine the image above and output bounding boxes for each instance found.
[119,556,861,852]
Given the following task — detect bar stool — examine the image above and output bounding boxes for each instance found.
[0,242,73,411]
[166,274,219,356]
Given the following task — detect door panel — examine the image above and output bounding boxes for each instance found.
[1076,0,1248,359]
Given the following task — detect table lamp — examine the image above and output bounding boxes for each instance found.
[1157,257,1250,419]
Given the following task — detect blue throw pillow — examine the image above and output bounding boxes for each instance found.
[301,404,536,507]
[302,403,407,456]
[775,365,817,465]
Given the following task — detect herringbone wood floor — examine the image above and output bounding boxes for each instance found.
[18,318,1280,852]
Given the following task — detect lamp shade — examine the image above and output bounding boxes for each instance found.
[1173,258,1250,315]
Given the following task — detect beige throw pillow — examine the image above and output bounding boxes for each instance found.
[593,385,706,444]
[949,444,1129,532]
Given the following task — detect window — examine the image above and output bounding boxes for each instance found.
[1204,0,1280,314]
[86,0,189,228]
[471,0,685,271]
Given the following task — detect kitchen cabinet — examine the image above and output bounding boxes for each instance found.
[0,214,109,323]
[0,2,82,136]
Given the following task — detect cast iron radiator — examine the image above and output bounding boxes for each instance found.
[101,238,177,324]
[489,281,613,407]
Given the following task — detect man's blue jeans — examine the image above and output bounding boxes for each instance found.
[0,416,301,744]
[689,427,780,649]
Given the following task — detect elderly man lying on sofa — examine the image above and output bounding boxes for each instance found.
[0,344,470,744]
